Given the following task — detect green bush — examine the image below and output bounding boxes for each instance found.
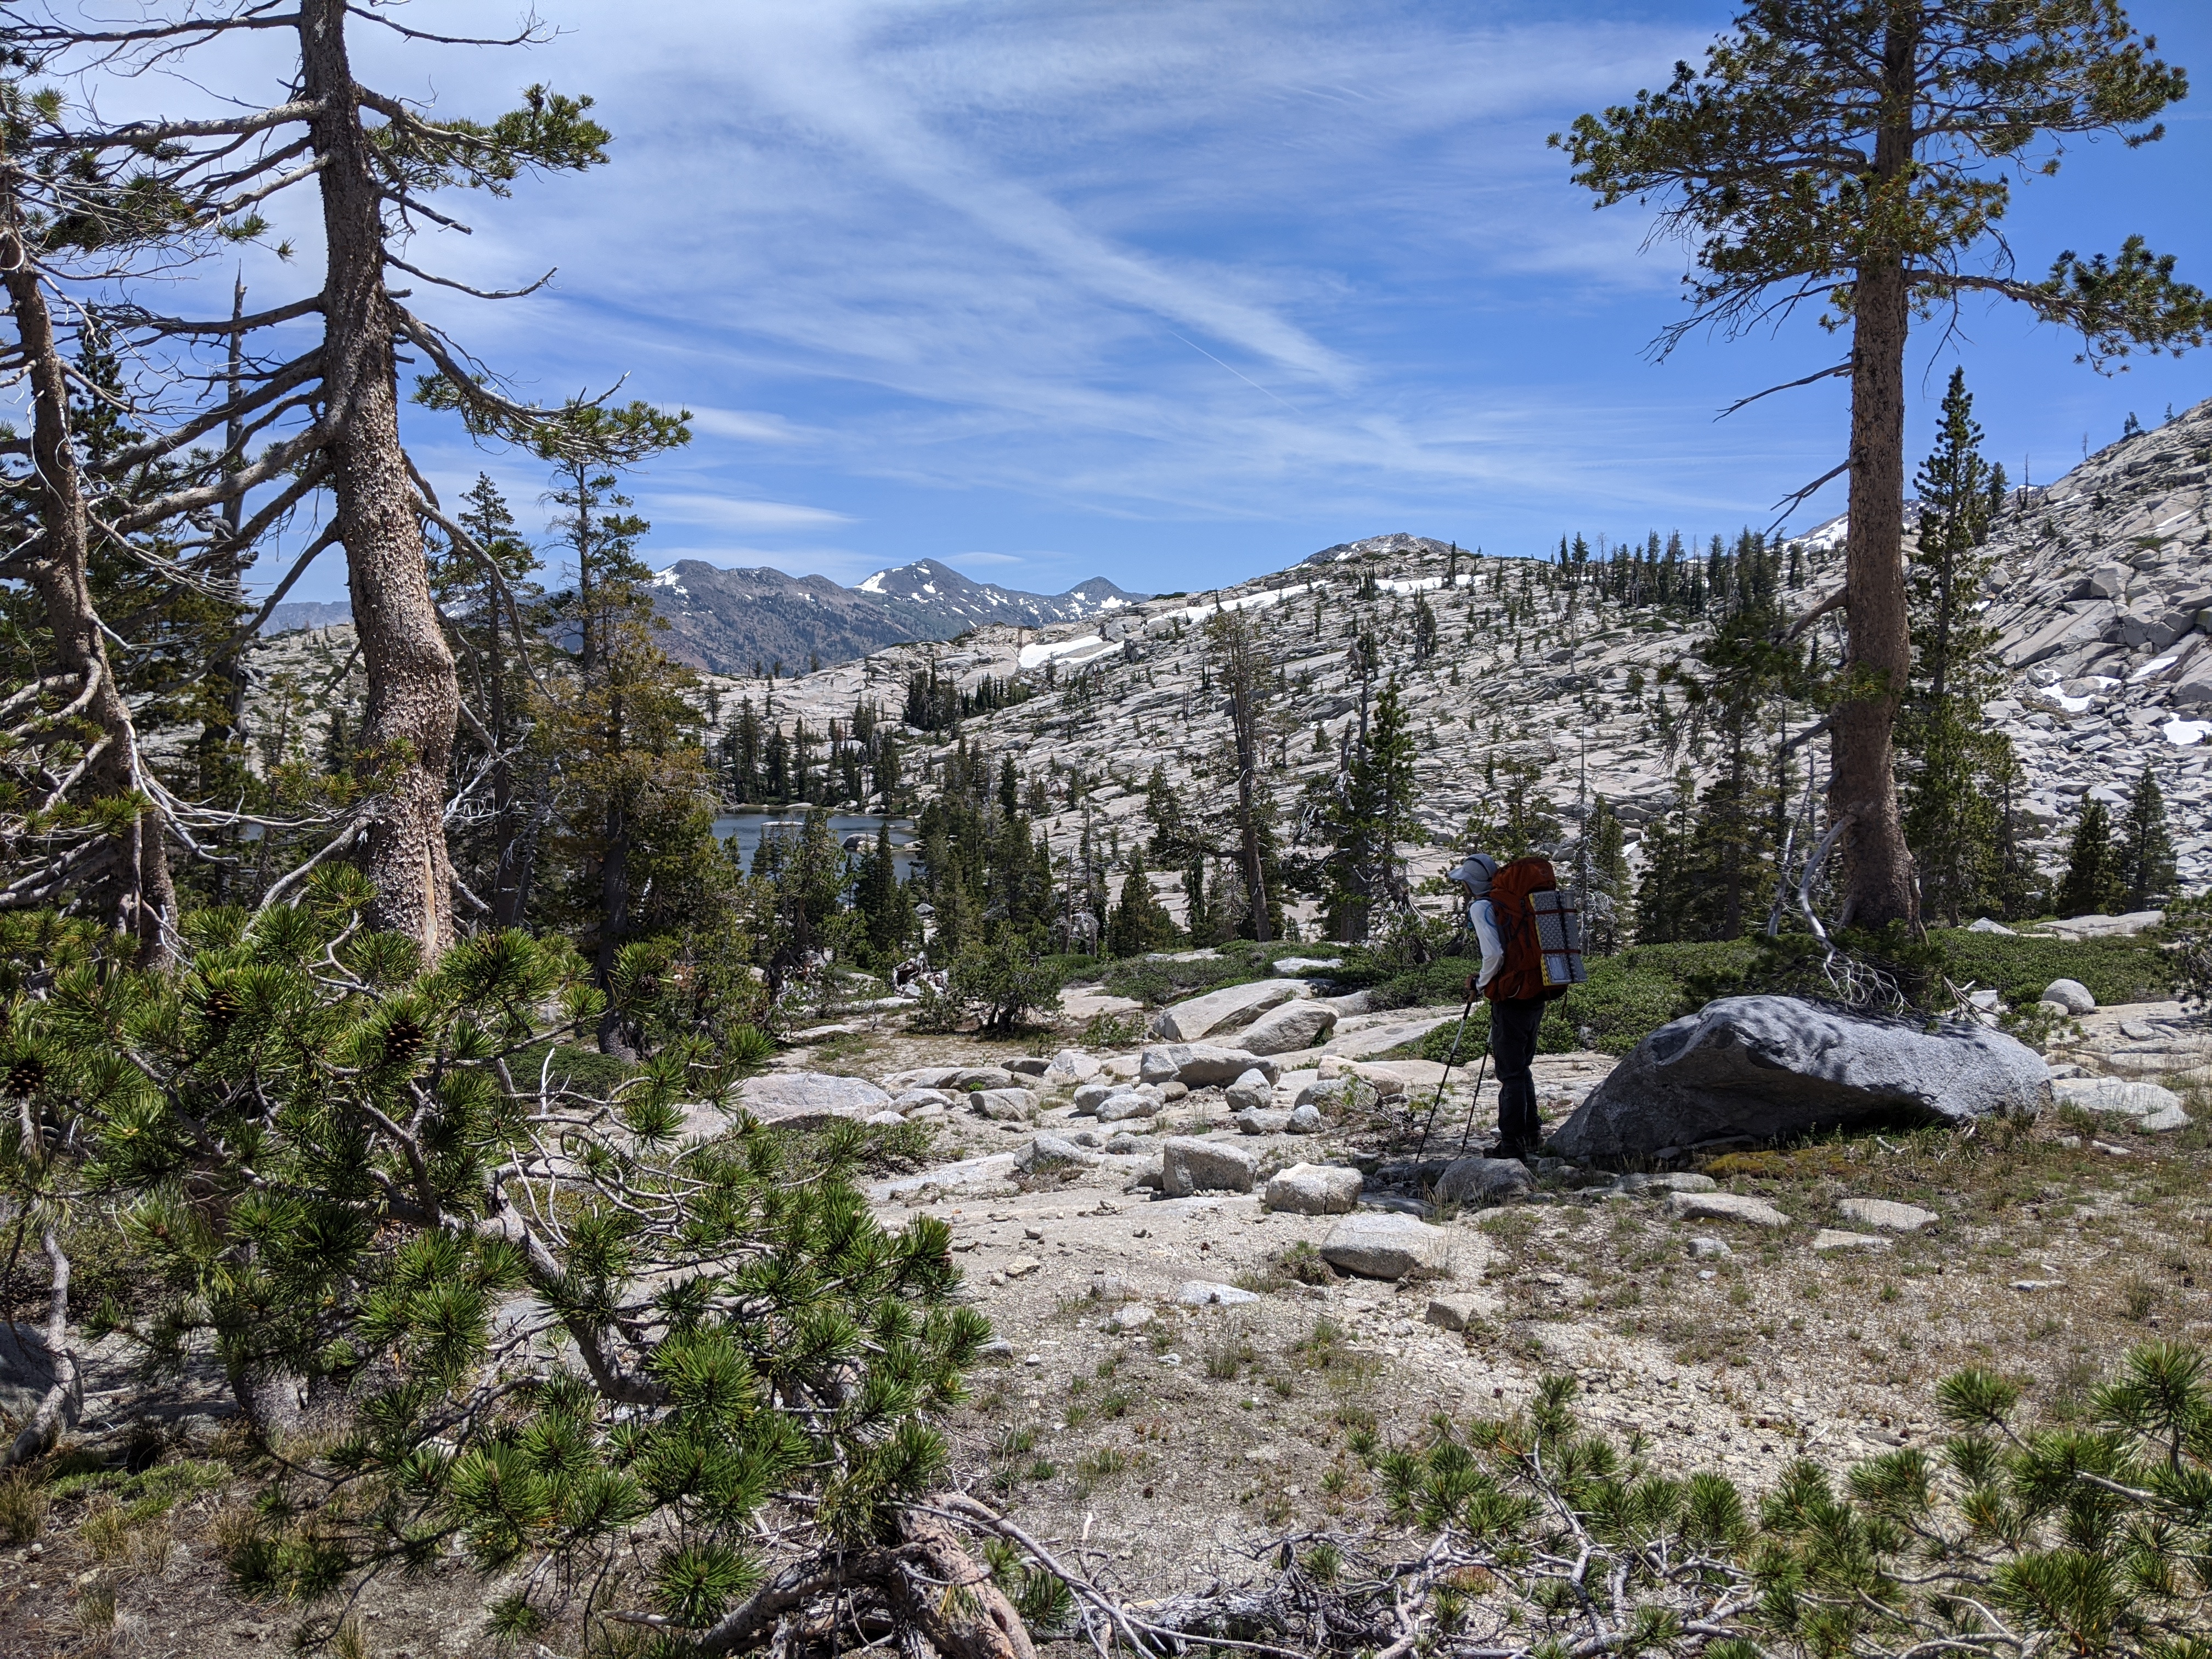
[1287,1343,2212,1659]
[946,936,1066,1030]
[1932,926,2178,1009]
[1098,942,1275,1006]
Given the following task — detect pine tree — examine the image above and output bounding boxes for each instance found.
[435,475,547,926]
[1633,771,1698,944]
[1313,676,1418,943]
[2055,799,2125,919]
[1580,795,1632,954]
[2114,766,2177,912]
[1106,855,1179,957]
[1560,2,2205,931]
[1900,370,2015,924]
[531,408,718,1052]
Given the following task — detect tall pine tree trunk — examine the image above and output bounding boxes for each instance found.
[301,0,460,955]
[1829,19,1919,933]
[1,169,177,966]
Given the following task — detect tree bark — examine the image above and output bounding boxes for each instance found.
[2,1231,81,1469]
[1830,18,1920,933]
[1,164,178,965]
[300,0,460,957]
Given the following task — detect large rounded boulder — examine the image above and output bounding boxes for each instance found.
[1550,995,2052,1160]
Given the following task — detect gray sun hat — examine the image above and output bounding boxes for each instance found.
[1448,852,1498,895]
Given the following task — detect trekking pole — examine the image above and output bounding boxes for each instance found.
[1415,987,1478,1160]
[1455,1050,1492,1157]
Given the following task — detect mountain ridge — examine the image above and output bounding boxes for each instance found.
[261,556,1148,678]
[693,393,2212,922]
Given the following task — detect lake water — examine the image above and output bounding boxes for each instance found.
[711,811,919,878]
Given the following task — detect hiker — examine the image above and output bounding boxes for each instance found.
[1449,850,1546,1159]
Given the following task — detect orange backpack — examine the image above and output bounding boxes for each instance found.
[1484,856,1587,1003]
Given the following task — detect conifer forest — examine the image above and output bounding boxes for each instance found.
[5,5,2212,1658]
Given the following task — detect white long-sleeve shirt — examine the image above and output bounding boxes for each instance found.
[1468,896,1504,991]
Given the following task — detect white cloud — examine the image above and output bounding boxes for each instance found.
[646,494,856,531]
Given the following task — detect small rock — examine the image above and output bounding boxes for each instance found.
[1320,1212,1451,1280]
[1007,1056,1051,1077]
[1238,1000,1340,1056]
[1687,1235,1733,1260]
[1424,1294,1488,1331]
[2041,978,2097,1014]
[1175,1280,1261,1307]
[2052,1077,2184,1119]
[1234,1109,1293,1135]
[1072,1081,1116,1114]
[1664,1191,1790,1228]
[2140,1104,2193,1132]
[866,1110,906,1126]
[1273,956,1344,976]
[1143,1044,1282,1087]
[893,1087,960,1115]
[1160,1136,1259,1196]
[1045,1049,1103,1086]
[1263,1162,1364,1215]
[1286,1103,1325,1135]
[1105,1304,1155,1333]
[1966,917,2017,935]
[981,1339,1015,1358]
[1836,1198,1937,1233]
[1296,1075,1379,1113]
[1615,1172,1718,1195]
[2011,1278,2066,1291]
[1160,1080,1189,1102]
[1096,1088,1163,1124]
[1004,1257,1042,1279]
[1104,1132,1151,1154]
[1812,1229,1892,1253]
[971,1087,1039,1122]
[1013,1141,1092,1177]
[1435,1156,1534,1206]
[1225,1069,1276,1113]
[944,1066,1022,1092]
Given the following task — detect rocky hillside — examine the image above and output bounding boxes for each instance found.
[709,394,2212,914]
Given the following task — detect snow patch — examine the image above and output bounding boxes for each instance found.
[2129,654,2181,684]
[857,571,888,594]
[1170,582,1314,623]
[2165,719,2211,747]
[1018,635,1108,670]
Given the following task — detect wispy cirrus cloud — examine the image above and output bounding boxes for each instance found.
[137,0,2204,601]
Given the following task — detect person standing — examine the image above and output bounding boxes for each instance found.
[1449,851,1546,1159]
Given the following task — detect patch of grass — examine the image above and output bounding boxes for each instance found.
[2121,1274,2160,1322]
[1204,1318,1258,1380]
[1075,1446,1132,1482]
[46,1457,229,1511]
[0,1468,48,1542]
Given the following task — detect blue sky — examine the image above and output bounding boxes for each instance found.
[153,1,2212,602]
